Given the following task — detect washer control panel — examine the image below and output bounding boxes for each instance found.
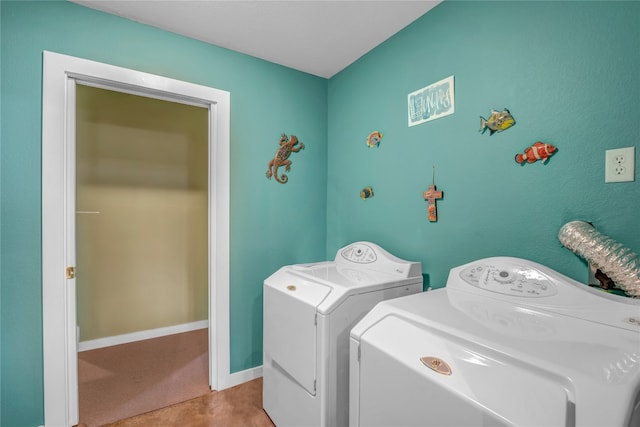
[335,241,422,279]
[340,243,378,264]
[460,262,557,297]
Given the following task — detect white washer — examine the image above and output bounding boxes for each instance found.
[263,241,423,427]
[350,257,640,427]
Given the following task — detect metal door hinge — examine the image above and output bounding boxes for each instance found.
[66,266,76,279]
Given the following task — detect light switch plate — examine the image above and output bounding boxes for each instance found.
[605,146,635,183]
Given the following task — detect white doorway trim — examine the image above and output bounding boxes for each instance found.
[42,51,231,426]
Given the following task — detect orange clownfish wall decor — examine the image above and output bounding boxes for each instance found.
[515,141,557,165]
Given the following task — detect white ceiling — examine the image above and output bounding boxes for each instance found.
[71,0,442,78]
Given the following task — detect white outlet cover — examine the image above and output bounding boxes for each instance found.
[605,146,635,183]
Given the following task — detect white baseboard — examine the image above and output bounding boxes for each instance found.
[78,320,208,352]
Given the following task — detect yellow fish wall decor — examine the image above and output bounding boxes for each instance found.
[480,108,516,135]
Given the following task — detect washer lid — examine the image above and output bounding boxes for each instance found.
[264,242,423,314]
[265,266,333,308]
[285,263,420,314]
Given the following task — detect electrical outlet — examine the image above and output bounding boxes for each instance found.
[605,146,635,183]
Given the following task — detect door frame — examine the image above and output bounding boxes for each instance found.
[42,51,231,426]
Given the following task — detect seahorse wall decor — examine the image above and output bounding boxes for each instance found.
[266,133,305,184]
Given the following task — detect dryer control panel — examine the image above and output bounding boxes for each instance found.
[449,257,640,331]
[460,262,557,297]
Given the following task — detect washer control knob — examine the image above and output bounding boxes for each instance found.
[493,270,515,284]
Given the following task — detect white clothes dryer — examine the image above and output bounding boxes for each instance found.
[350,257,640,427]
[263,242,423,427]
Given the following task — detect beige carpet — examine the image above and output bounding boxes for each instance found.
[78,328,210,426]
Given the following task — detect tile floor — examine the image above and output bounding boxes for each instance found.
[95,378,275,427]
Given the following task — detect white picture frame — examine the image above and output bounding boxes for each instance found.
[408,75,455,127]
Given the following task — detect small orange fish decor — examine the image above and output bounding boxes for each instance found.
[366,131,383,148]
[360,186,374,200]
[515,141,557,164]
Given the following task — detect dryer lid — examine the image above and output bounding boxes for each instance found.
[352,288,640,427]
[357,314,574,427]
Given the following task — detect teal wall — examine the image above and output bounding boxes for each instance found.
[2,0,640,426]
[0,1,326,425]
[0,2,3,424]
[327,1,639,289]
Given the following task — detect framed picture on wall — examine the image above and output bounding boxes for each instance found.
[408,75,455,127]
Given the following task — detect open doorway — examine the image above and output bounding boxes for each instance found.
[42,51,231,427]
[74,85,210,425]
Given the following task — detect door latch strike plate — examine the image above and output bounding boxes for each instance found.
[66,266,75,279]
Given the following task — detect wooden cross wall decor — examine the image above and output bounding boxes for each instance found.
[423,184,443,222]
